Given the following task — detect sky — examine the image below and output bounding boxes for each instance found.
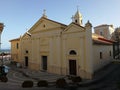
[0,0,120,49]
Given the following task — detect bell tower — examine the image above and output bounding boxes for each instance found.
[72,8,83,26]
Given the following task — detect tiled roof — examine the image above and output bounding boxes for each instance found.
[9,38,20,42]
[92,33,114,45]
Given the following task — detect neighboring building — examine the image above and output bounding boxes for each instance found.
[112,27,120,41]
[0,23,4,33]
[111,27,120,59]
[0,23,4,51]
[9,38,21,63]
[0,23,4,65]
[10,10,114,79]
[94,24,114,40]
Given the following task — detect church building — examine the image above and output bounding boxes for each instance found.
[10,10,114,79]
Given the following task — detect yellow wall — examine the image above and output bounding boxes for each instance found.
[17,18,94,79]
[10,17,113,80]
[10,39,21,63]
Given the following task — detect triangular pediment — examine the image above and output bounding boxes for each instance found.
[63,23,85,33]
[21,17,67,39]
[28,17,67,34]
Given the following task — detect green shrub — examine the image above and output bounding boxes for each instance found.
[37,80,48,87]
[0,76,8,82]
[22,80,33,88]
[10,61,17,65]
[56,78,67,88]
[67,75,73,80]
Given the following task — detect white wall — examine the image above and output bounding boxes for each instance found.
[92,45,113,71]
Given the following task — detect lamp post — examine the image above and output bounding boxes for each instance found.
[115,27,120,59]
[117,36,119,59]
[0,23,4,65]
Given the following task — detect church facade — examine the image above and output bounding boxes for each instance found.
[10,10,114,79]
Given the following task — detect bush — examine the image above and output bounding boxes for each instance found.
[22,80,33,88]
[56,78,67,88]
[10,61,17,65]
[37,80,48,87]
[0,76,8,82]
[71,76,82,83]
[67,75,73,80]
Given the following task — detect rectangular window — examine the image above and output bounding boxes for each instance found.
[100,52,102,59]
[100,31,103,36]
[109,51,111,56]
[16,43,19,49]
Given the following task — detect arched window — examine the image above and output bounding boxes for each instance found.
[75,20,77,23]
[100,52,102,59]
[69,50,77,55]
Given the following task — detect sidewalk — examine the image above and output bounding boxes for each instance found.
[8,64,65,82]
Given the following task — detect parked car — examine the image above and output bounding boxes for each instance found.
[0,65,9,76]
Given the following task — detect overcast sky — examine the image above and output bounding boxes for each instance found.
[0,0,120,49]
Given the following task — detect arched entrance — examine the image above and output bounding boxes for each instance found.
[68,50,77,75]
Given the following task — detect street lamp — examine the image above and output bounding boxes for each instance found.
[116,35,119,59]
[0,23,4,65]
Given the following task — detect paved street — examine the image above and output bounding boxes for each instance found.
[0,61,120,90]
[0,61,66,90]
[77,62,120,90]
